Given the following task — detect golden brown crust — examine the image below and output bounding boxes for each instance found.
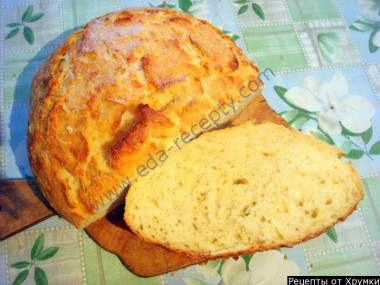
[27,8,262,228]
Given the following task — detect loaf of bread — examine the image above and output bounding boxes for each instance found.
[125,123,363,258]
[27,8,262,228]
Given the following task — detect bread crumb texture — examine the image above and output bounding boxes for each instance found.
[27,8,261,228]
[125,123,363,258]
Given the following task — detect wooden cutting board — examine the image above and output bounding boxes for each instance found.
[0,94,287,277]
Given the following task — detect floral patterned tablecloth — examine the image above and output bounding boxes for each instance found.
[1,0,379,284]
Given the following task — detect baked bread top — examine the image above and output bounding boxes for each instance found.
[125,123,363,258]
[27,8,262,228]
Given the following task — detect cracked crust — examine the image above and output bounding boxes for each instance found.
[27,8,262,228]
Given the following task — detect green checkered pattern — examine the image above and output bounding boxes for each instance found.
[82,232,160,285]
[286,0,341,21]
[235,0,380,277]
[361,176,380,241]
[62,0,118,32]
[242,24,308,72]
[3,50,49,107]
[310,244,379,276]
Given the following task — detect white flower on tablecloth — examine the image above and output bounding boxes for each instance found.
[285,72,375,135]
[221,251,300,285]
[358,0,380,17]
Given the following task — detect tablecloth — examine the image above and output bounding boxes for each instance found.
[0,0,379,284]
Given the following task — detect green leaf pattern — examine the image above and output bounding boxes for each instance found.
[12,270,29,285]
[34,267,48,285]
[312,131,334,145]
[157,3,176,8]
[369,30,380,53]
[37,247,59,261]
[349,13,380,53]
[23,26,34,45]
[10,262,31,269]
[178,0,193,12]
[234,0,265,20]
[5,28,20,39]
[31,234,44,260]
[369,141,380,155]
[4,5,43,45]
[317,31,348,63]
[10,234,59,285]
[326,227,338,243]
[238,4,248,15]
[361,127,373,145]
[6,23,21,28]
[22,6,33,22]
[252,3,265,20]
[28,13,44,23]
[345,149,365,159]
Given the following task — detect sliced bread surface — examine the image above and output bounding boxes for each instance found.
[124,123,363,258]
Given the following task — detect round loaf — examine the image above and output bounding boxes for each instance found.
[27,8,262,228]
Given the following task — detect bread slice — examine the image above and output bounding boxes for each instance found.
[124,123,363,258]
